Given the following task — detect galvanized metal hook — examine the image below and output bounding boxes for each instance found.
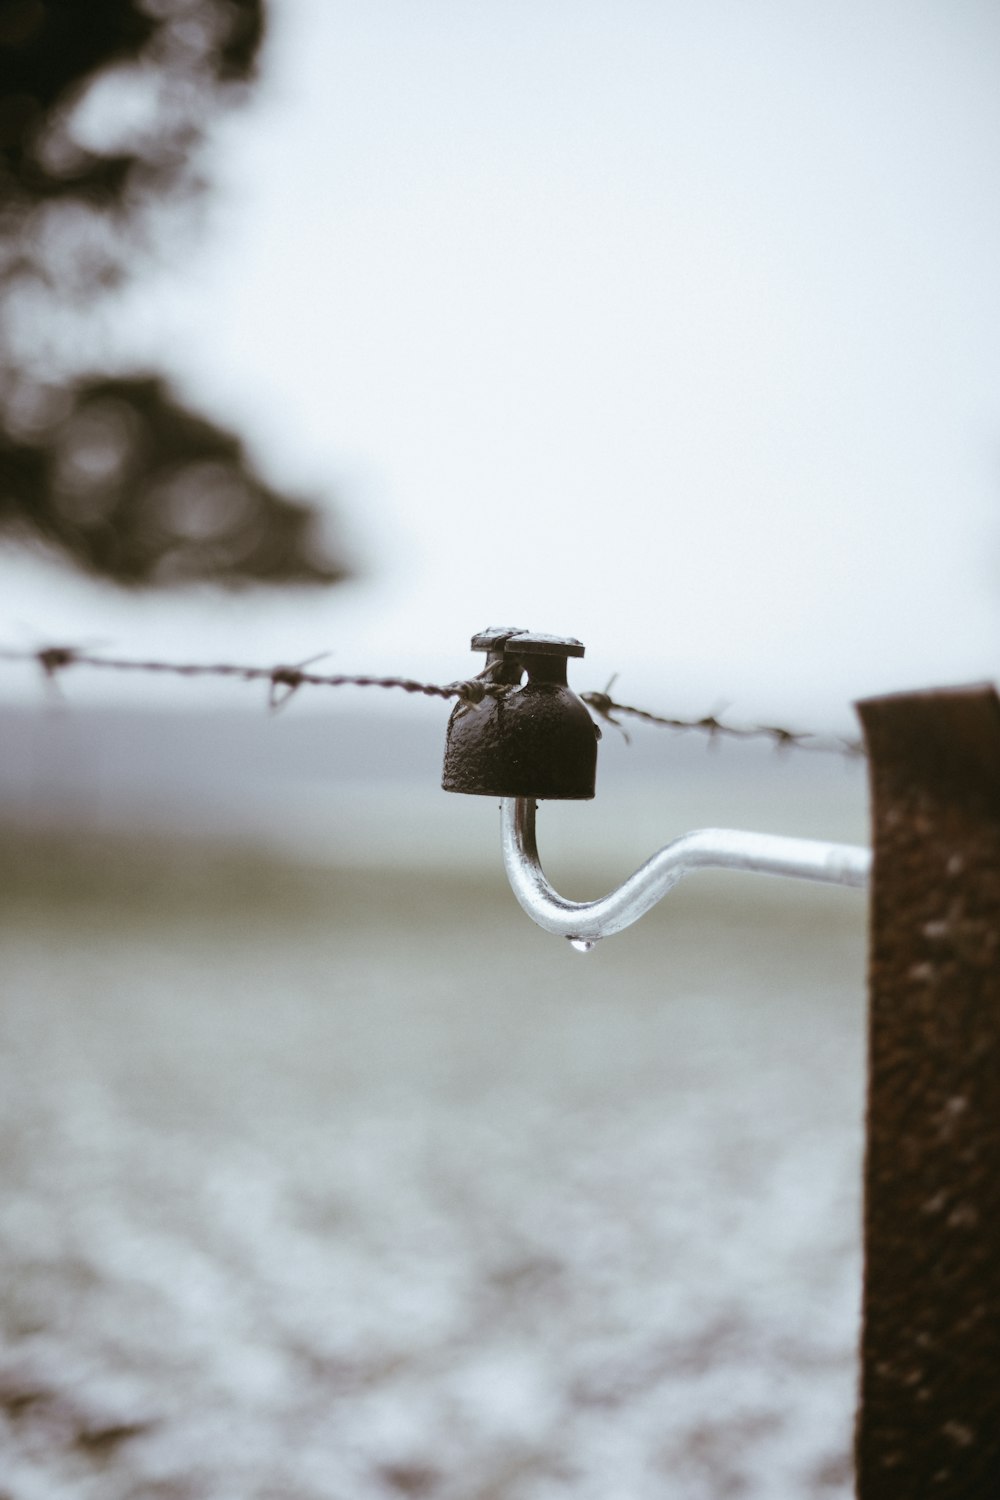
[501,796,871,944]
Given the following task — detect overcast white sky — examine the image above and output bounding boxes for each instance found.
[2,0,999,724]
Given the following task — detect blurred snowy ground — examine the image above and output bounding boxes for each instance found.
[0,704,868,1498]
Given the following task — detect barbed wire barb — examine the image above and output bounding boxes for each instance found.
[0,644,866,758]
[582,676,632,743]
[267,652,332,712]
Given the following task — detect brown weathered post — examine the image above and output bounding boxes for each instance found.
[855,685,1000,1496]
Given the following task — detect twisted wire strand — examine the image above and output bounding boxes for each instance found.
[580,689,865,758]
[0,645,865,756]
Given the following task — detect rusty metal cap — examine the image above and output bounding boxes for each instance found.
[504,632,585,659]
[470,627,527,652]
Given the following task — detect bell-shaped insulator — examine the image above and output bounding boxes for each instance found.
[442,628,599,799]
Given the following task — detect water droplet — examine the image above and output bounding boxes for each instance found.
[568,937,597,954]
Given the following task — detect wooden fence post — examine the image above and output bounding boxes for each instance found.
[855,685,1000,1496]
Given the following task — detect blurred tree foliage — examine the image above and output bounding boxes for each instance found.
[0,0,350,587]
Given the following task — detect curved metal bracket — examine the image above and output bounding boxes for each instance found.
[501,796,871,945]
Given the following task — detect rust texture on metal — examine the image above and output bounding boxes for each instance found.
[856,685,1000,1497]
[441,630,599,800]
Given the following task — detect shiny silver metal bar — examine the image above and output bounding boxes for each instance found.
[500,796,871,944]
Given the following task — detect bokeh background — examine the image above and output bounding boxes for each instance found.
[0,2,996,1496]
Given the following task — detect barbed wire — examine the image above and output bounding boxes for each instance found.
[580,684,865,757]
[0,644,865,756]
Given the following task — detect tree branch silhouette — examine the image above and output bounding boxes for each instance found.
[0,0,351,588]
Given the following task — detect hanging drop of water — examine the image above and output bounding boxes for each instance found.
[568,937,597,954]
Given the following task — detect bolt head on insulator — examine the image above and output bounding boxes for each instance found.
[441,628,599,799]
